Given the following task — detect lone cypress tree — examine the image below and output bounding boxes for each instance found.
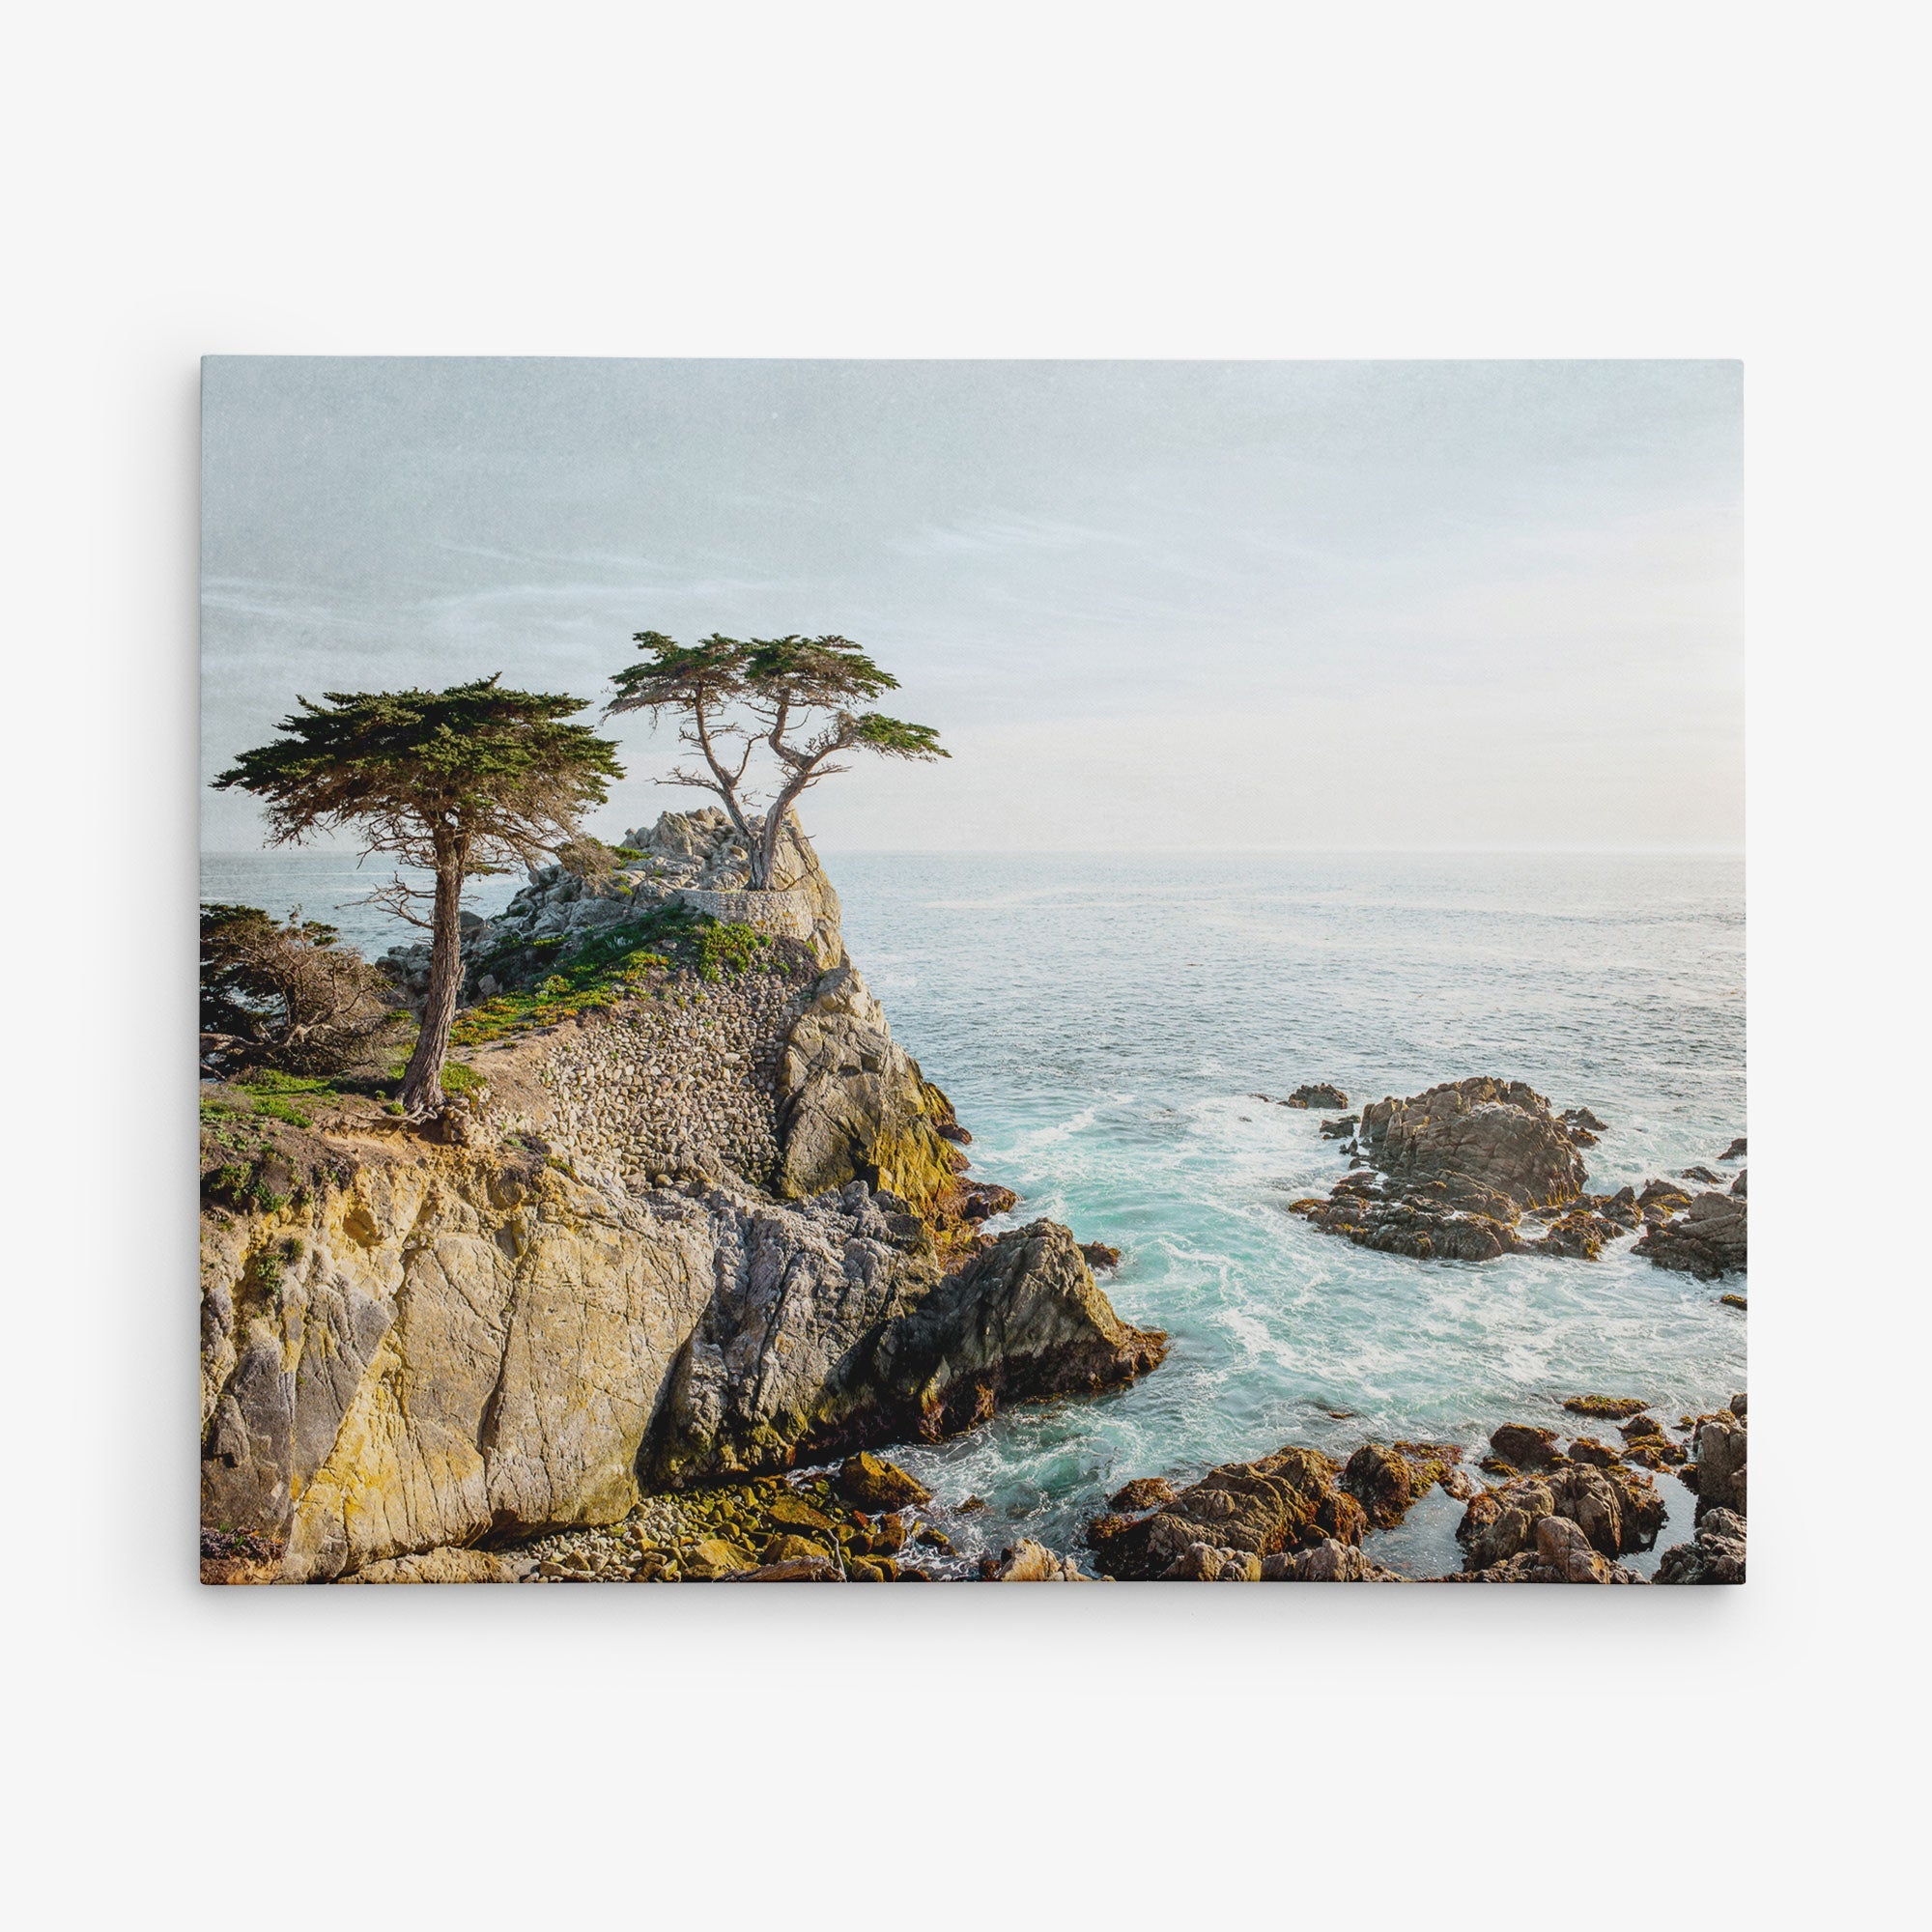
[213,677,622,1116]
[607,631,946,886]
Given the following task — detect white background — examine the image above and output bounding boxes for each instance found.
[4,3,1926,1923]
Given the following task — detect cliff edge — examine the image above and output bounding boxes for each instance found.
[199,815,1165,1580]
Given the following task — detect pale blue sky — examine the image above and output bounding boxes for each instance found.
[201,358,1742,852]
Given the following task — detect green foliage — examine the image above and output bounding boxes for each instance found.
[449,905,777,1045]
[855,713,949,759]
[200,902,398,1073]
[689,921,771,982]
[604,631,945,889]
[213,678,625,1114]
[240,1069,338,1095]
[439,1061,484,1096]
[250,1094,314,1128]
[212,678,623,863]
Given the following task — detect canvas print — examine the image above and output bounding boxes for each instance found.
[199,358,1745,1586]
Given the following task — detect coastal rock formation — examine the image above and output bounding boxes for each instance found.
[838,1452,931,1511]
[1287,1077,1601,1262]
[1286,1083,1350,1109]
[498,809,845,974]
[1086,1444,1368,1579]
[1634,1190,1748,1279]
[645,1215,1165,1488]
[1264,1540,1402,1581]
[1694,1408,1747,1515]
[201,1135,720,1582]
[1456,1513,1648,1584]
[202,848,1161,1578]
[772,964,968,1221]
[1457,1460,1664,1573]
[1486,1423,1564,1471]
[1358,1078,1587,1209]
[985,1540,1087,1580]
[1654,1507,1747,1584]
[1563,1395,1650,1420]
[1340,1440,1465,1526]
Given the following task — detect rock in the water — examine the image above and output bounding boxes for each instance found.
[1618,1412,1666,1443]
[1319,1114,1359,1139]
[858,1219,1168,1441]
[1108,1476,1176,1512]
[1654,1508,1746,1583]
[1286,1084,1350,1109]
[1080,1241,1122,1271]
[838,1452,931,1511]
[1359,1078,1587,1208]
[1637,1179,1692,1211]
[1087,1444,1367,1579]
[1289,1077,1597,1263]
[1634,1190,1748,1279]
[1490,1423,1564,1470]
[1730,1169,1747,1198]
[1719,1137,1747,1160]
[1679,1165,1723,1183]
[1563,1395,1649,1419]
[1342,1442,1416,1527]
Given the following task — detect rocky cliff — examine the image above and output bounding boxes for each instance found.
[200,816,1162,1581]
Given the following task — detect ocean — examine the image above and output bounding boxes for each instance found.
[200,847,1746,1577]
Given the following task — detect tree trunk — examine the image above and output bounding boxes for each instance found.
[400,828,467,1117]
[754,787,811,890]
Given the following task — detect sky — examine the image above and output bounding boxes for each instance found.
[200,358,1743,853]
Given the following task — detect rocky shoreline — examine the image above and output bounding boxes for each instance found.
[200,815,1745,1586]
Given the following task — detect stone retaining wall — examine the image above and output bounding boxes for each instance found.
[678,886,816,940]
[532,960,819,1192]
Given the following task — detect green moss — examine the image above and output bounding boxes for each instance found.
[250,1095,313,1127]
[241,1070,338,1095]
[440,1061,484,1096]
[451,906,782,1046]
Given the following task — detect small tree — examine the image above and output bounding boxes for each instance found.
[606,631,947,887]
[199,903,398,1073]
[213,678,622,1116]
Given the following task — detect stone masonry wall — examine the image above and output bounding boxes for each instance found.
[531,963,819,1193]
[677,886,816,940]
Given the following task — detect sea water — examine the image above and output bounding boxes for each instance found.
[200,847,1746,1577]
